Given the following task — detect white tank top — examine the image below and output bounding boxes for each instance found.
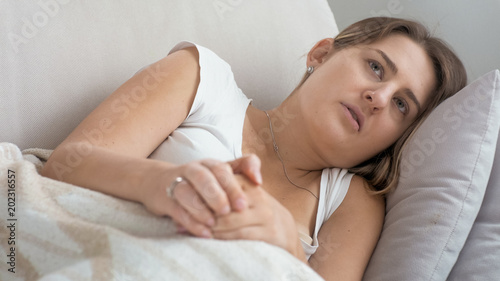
[301,168,353,259]
[148,42,353,259]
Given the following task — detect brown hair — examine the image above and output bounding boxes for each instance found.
[303,17,467,195]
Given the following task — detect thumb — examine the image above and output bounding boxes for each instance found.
[228,154,262,185]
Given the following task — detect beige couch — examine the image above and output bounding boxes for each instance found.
[1,1,499,280]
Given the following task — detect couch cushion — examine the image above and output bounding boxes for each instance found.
[447,126,500,279]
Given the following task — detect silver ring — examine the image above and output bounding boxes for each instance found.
[166,177,185,199]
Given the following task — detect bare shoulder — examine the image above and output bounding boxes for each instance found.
[321,174,385,244]
[154,46,200,83]
[341,175,385,215]
[163,46,199,66]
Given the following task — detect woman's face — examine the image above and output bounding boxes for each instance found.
[299,34,436,168]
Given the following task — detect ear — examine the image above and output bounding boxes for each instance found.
[307,38,335,68]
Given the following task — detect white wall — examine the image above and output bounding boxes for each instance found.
[327,0,500,83]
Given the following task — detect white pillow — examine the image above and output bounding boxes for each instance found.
[363,70,500,280]
[0,0,338,150]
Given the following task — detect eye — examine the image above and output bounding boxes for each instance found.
[369,60,384,80]
[393,97,409,115]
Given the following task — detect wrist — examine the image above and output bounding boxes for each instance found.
[134,159,175,205]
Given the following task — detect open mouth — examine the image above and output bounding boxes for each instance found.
[348,108,359,124]
[341,103,363,131]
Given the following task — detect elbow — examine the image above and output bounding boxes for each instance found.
[40,149,67,181]
[40,142,87,181]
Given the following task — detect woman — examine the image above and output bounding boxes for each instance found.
[41,17,466,280]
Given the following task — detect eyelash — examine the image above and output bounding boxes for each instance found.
[393,97,409,115]
[369,60,384,80]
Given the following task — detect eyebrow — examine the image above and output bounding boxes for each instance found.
[404,89,422,114]
[375,48,398,75]
[369,47,422,114]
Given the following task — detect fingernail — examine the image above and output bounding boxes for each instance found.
[221,205,230,215]
[201,229,212,238]
[177,225,187,233]
[254,169,263,185]
[235,198,247,210]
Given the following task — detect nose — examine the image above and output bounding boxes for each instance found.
[363,86,392,112]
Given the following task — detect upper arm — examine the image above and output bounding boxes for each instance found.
[60,46,200,158]
[309,175,385,281]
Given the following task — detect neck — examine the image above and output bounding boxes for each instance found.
[264,110,320,199]
[243,102,323,186]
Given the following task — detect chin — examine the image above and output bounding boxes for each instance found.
[343,157,370,169]
[329,159,361,170]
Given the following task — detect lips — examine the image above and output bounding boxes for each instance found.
[341,103,364,131]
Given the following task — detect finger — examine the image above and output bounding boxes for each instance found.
[212,225,262,241]
[173,180,216,227]
[228,154,262,185]
[169,201,212,238]
[213,225,289,253]
[201,159,247,212]
[183,163,231,215]
[174,222,188,234]
[212,208,259,232]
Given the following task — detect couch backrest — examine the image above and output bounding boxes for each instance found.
[0,0,338,149]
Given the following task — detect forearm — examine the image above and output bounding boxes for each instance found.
[41,142,172,203]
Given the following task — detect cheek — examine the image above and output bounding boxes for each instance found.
[365,122,404,153]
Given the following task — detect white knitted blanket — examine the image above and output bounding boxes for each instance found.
[0,142,322,281]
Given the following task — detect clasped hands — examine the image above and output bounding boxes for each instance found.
[140,154,300,256]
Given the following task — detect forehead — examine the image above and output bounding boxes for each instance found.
[361,34,436,109]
